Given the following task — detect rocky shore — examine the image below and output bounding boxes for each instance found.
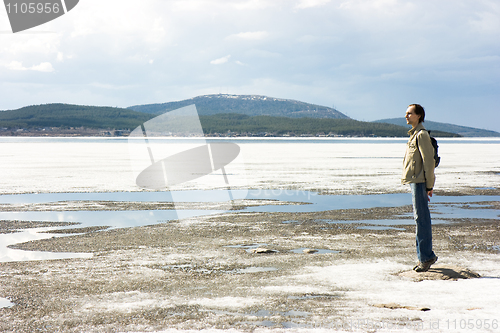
[0,190,499,332]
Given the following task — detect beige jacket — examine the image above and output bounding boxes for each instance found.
[401,123,436,190]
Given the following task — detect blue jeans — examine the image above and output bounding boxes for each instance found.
[411,182,436,263]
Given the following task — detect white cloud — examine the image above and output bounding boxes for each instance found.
[171,0,277,11]
[295,0,331,9]
[226,31,268,40]
[31,62,55,72]
[5,61,25,71]
[6,61,54,72]
[210,55,231,65]
[231,0,276,10]
[468,9,500,34]
[56,52,74,62]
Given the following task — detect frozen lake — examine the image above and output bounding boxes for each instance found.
[0,137,499,195]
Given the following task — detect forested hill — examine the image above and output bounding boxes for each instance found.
[0,104,152,129]
[0,99,462,137]
[375,118,500,137]
[199,113,415,137]
[0,104,401,137]
[128,94,348,119]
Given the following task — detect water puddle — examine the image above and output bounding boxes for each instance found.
[0,227,92,262]
[225,243,269,253]
[1,190,498,216]
[0,190,498,263]
[0,209,222,231]
[432,203,500,220]
[1,190,497,211]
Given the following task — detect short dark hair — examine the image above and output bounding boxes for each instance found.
[408,104,425,123]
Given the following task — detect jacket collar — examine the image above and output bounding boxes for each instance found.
[408,122,426,136]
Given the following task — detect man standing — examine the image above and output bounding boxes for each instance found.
[402,104,438,272]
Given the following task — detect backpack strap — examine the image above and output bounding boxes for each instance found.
[416,129,440,168]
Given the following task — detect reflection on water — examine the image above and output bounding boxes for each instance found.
[290,248,339,254]
[225,243,269,253]
[0,228,91,262]
[0,190,498,263]
[431,203,500,220]
[0,210,224,230]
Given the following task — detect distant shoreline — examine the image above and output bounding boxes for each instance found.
[0,128,386,138]
[0,128,449,138]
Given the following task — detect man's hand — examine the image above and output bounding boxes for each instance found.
[427,189,433,202]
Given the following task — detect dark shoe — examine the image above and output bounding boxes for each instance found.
[414,257,438,272]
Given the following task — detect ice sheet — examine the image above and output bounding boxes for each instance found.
[0,137,498,195]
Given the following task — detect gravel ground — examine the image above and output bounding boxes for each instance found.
[0,190,499,332]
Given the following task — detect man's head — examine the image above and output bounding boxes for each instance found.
[407,104,425,123]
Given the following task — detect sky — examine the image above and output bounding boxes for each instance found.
[0,0,499,132]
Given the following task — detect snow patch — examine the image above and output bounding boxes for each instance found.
[188,296,261,309]
[81,291,177,313]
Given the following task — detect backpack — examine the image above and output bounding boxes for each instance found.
[418,129,440,168]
